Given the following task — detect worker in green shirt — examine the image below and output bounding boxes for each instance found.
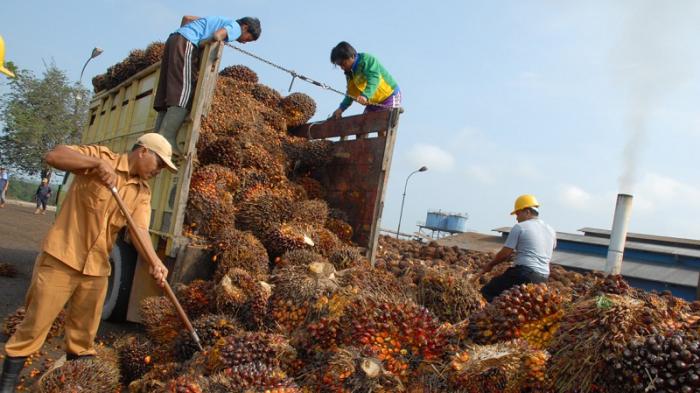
[330,41,401,119]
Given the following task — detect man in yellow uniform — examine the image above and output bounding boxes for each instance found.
[0,133,176,393]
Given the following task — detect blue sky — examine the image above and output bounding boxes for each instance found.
[2,1,699,238]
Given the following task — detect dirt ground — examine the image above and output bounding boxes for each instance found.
[0,201,141,389]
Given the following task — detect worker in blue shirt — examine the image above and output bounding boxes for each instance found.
[154,15,261,155]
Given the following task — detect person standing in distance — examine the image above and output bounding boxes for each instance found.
[154,15,261,154]
[480,195,556,302]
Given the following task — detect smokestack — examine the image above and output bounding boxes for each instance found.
[605,193,634,275]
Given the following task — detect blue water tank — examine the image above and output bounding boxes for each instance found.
[445,214,468,232]
[425,211,447,229]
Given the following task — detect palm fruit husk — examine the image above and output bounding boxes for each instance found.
[36,346,120,393]
[469,283,564,349]
[143,41,165,65]
[214,268,270,330]
[219,64,259,83]
[277,249,327,270]
[174,279,215,319]
[290,199,328,227]
[447,340,549,393]
[211,229,269,282]
[2,306,65,338]
[114,334,156,385]
[207,363,301,393]
[414,266,485,324]
[0,262,18,277]
[128,362,183,393]
[302,346,405,392]
[278,92,317,128]
[261,222,316,258]
[139,296,182,346]
[548,294,664,393]
[604,331,700,393]
[294,176,326,200]
[236,189,295,236]
[325,217,354,243]
[328,245,364,270]
[206,331,296,373]
[269,263,339,335]
[251,83,282,108]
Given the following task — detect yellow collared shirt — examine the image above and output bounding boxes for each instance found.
[42,145,151,277]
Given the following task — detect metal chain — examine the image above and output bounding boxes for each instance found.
[223,42,384,107]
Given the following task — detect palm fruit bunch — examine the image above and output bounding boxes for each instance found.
[185,165,238,239]
[2,306,65,338]
[240,142,287,179]
[206,364,301,393]
[235,189,294,236]
[189,164,239,202]
[294,176,326,199]
[469,283,564,349]
[327,245,363,270]
[128,362,183,393]
[277,249,327,270]
[313,297,447,380]
[140,295,182,346]
[290,199,328,227]
[269,263,339,335]
[282,138,332,175]
[261,222,316,258]
[36,346,120,393]
[447,340,549,393]
[175,279,215,319]
[114,335,156,385]
[604,332,700,393]
[219,64,259,83]
[0,262,18,277]
[214,268,270,330]
[278,92,317,128]
[211,229,269,282]
[104,48,149,89]
[547,264,585,299]
[160,374,208,393]
[172,313,241,362]
[205,331,296,373]
[414,266,485,323]
[143,41,165,64]
[91,73,110,92]
[199,136,246,169]
[572,273,636,301]
[302,347,404,393]
[260,108,288,133]
[548,294,663,393]
[251,83,282,108]
[337,262,413,303]
[325,218,354,243]
[200,78,256,134]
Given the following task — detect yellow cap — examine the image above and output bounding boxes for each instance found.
[511,194,539,215]
[0,35,15,78]
[136,133,178,172]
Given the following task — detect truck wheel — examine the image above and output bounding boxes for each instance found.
[102,230,138,322]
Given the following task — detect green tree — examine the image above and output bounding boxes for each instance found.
[0,62,89,180]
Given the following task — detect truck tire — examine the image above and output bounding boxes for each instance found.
[102,230,138,322]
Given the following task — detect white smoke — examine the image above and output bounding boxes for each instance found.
[612,1,698,192]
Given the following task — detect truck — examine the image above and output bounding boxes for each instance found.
[58,42,402,322]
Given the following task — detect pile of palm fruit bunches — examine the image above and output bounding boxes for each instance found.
[3,43,699,393]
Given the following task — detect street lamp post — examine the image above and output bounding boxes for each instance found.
[396,166,428,238]
[79,47,103,85]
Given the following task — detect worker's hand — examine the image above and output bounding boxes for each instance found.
[356,95,368,105]
[96,159,117,188]
[149,259,169,288]
[332,108,344,119]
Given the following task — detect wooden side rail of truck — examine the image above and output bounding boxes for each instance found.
[58,42,400,322]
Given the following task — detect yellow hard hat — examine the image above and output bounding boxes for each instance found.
[511,194,539,215]
[0,35,16,78]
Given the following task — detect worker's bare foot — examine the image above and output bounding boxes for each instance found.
[34,208,41,214]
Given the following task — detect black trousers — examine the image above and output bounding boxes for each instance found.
[153,33,200,112]
[481,265,548,302]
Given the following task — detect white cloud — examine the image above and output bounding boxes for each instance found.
[465,165,496,184]
[406,144,455,172]
[558,185,593,210]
